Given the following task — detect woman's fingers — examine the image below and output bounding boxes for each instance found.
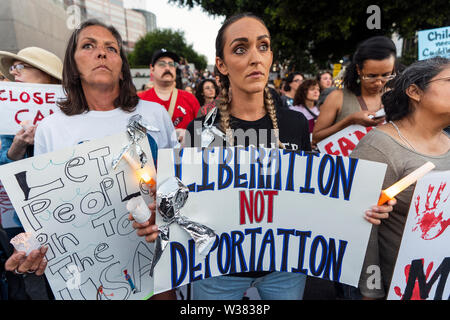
[4,250,26,272]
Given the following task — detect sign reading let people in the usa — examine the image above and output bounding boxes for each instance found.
[153,147,387,294]
[418,26,450,60]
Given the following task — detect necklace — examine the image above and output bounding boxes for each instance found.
[389,121,417,152]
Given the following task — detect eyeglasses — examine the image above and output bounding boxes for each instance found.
[360,73,396,82]
[156,61,177,68]
[9,63,31,74]
[425,76,450,84]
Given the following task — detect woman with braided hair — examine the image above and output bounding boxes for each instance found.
[184,13,396,301]
[185,13,310,152]
[184,12,311,300]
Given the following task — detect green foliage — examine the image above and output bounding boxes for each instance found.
[170,0,450,73]
[128,29,208,70]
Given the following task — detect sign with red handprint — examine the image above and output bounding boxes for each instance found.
[388,170,450,300]
[412,182,450,240]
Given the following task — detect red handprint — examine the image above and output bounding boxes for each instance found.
[393,259,434,300]
[412,183,450,240]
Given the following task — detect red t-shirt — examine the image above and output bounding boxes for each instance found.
[138,88,201,129]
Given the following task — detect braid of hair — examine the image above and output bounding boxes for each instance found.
[264,87,285,149]
[218,86,234,146]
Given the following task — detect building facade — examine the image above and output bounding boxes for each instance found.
[0,0,71,59]
[0,0,156,59]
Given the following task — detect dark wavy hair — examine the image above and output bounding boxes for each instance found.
[283,72,304,92]
[293,79,320,106]
[59,19,138,115]
[316,71,333,89]
[195,78,218,106]
[343,36,397,96]
[383,56,450,122]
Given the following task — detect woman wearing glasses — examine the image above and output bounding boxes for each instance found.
[350,57,450,299]
[281,72,304,109]
[312,36,397,145]
[0,47,62,166]
[0,46,62,300]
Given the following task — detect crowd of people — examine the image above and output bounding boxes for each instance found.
[0,12,449,301]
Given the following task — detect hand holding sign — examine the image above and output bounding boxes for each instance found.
[8,125,37,161]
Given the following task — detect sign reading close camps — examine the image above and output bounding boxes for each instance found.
[0,81,65,135]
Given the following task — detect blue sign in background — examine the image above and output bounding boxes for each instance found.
[418,26,450,60]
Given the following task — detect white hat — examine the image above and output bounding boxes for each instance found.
[0,47,63,82]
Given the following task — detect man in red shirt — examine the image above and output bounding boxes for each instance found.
[138,49,200,143]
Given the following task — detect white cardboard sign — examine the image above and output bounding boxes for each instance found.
[317,125,373,156]
[0,132,155,300]
[0,82,65,134]
[388,171,450,300]
[153,147,387,294]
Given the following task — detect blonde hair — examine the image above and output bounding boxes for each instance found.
[217,85,285,149]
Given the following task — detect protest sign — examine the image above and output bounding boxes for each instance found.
[153,147,387,294]
[316,125,373,156]
[388,170,450,300]
[418,26,450,61]
[0,132,155,300]
[0,81,65,134]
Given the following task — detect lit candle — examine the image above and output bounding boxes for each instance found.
[377,161,435,205]
[136,165,156,186]
[122,152,156,186]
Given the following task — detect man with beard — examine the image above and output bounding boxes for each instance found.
[139,49,201,143]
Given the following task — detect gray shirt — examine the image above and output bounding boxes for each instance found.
[350,128,450,298]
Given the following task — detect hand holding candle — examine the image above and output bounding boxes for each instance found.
[127,195,151,224]
[378,161,436,205]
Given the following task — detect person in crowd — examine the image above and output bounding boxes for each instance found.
[291,79,321,135]
[316,70,336,107]
[0,47,62,175]
[312,36,397,145]
[0,46,63,300]
[184,12,309,300]
[350,56,450,299]
[317,71,333,91]
[184,84,194,94]
[137,12,396,300]
[195,78,218,117]
[32,19,178,300]
[139,49,201,144]
[280,71,304,108]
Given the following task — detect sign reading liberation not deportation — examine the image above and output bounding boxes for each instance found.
[0,132,155,300]
[418,26,450,60]
[153,147,387,294]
